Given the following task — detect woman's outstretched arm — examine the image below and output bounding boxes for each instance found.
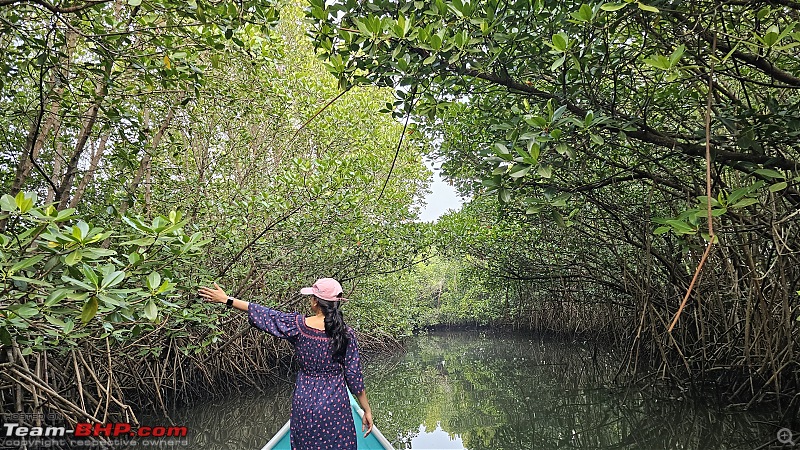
[199,283,299,340]
[198,283,249,311]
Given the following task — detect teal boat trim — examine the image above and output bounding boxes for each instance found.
[261,392,394,450]
[262,420,291,450]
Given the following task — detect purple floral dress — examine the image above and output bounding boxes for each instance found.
[248,303,365,450]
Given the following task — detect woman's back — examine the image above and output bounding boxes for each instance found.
[248,304,364,449]
[198,278,373,450]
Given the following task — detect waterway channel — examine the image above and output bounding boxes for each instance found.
[162,330,787,449]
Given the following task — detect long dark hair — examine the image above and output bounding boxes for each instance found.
[316,297,349,364]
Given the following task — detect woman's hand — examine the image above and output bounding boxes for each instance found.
[198,282,228,304]
[361,409,373,437]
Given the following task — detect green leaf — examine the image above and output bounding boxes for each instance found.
[508,164,531,179]
[527,142,540,164]
[590,133,605,145]
[669,44,685,66]
[45,289,71,307]
[666,219,696,234]
[731,198,759,208]
[7,302,39,319]
[763,25,780,47]
[76,221,90,239]
[82,264,99,288]
[55,208,75,221]
[128,0,142,6]
[121,216,152,234]
[697,196,721,207]
[493,142,511,155]
[156,280,174,294]
[553,210,566,228]
[44,314,65,328]
[147,272,161,291]
[499,188,511,203]
[101,270,125,289]
[482,176,500,188]
[65,250,82,266]
[551,33,568,52]
[143,300,158,321]
[97,293,121,307]
[127,252,142,265]
[570,4,594,22]
[62,275,94,291]
[10,255,44,274]
[537,165,553,178]
[10,275,52,287]
[82,248,117,259]
[556,143,575,158]
[15,191,35,213]
[81,298,98,323]
[711,208,727,217]
[644,55,670,70]
[121,237,156,247]
[768,181,788,192]
[0,327,11,345]
[0,194,16,212]
[550,55,566,71]
[600,3,627,11]
[637,2,660,12]
[754,168,785,179]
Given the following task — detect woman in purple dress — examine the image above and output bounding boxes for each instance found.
[198,278,374,449]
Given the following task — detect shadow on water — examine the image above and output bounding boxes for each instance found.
[160,330,787,449]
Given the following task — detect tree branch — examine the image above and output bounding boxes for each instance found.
[0,0,113,13]
[460,68,800,171]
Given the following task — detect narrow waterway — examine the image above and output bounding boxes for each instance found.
[163,330,785,449]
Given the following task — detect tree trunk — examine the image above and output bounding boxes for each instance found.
[10,92,63,196]
[45,139,65,204]
[117,103,176,217]
[68,133,109,209]
[7,29,76,200]
[55,83,107,210]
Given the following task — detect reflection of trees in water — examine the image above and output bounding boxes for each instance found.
[146,382,294,449]
[365,331,777,449]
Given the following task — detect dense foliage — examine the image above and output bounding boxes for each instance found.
[2,0,799,433]
[0,0,433,427]
[307,0,800,409]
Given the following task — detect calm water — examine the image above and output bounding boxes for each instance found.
[162,330,789,449]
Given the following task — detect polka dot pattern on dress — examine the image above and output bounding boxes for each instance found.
[248,303,365,450]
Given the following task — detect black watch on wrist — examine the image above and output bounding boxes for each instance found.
[226,296,234,307]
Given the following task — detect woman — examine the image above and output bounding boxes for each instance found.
[198,277,374,449]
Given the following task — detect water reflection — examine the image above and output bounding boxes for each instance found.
[159,330,785,449]
[363,331,782,449]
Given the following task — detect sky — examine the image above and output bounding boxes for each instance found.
[418,162,464,222]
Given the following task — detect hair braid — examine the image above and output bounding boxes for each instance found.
[316,298,349,364]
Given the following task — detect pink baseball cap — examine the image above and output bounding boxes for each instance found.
[300,278,347,301]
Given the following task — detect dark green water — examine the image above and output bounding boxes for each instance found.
[163,331,789,449]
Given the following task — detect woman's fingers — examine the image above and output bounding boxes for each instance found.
[197,284,226,302]
[362,414,373,437]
